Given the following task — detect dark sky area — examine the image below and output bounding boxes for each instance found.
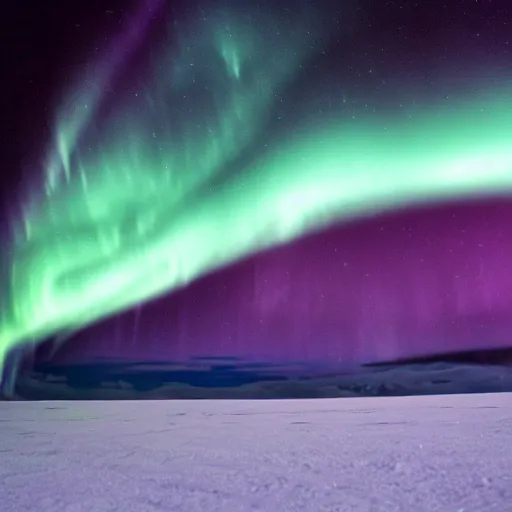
[1,1,146,213]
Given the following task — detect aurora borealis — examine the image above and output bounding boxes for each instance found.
[48,198,512,372]
[2,0,512,384]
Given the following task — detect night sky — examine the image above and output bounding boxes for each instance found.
[2,0,512,387]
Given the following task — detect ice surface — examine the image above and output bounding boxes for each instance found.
[1,393,512,511]
[11,361,512,400]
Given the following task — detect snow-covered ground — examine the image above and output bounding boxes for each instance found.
[1,393,511,511]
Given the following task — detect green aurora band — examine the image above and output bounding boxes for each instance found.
[2,1,512,379]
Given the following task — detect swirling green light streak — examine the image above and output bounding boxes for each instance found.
[2,3,512,379]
